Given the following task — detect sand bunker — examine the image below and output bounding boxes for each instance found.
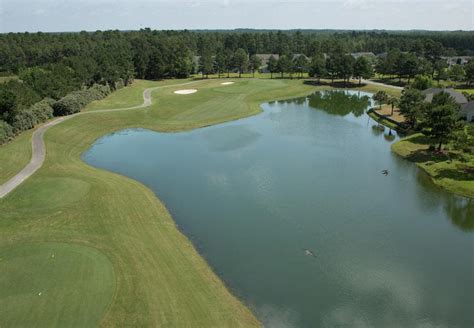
[221,82,234,85]
[174,89,197,95]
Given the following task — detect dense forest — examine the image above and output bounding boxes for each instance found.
[1,29,474,144]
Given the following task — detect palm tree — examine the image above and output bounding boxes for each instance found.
[387,96,399,116]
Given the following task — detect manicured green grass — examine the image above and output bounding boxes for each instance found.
[392,134,474,198]
[85,79,169,111]
[0,129,33,184]
[0,77,410,326]
[456,88,474,95]
[0,242,115,327]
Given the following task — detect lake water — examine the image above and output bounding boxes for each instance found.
[83,90,474,328]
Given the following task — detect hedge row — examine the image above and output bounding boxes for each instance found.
[11,98,55,133]
[53,84,112,116]
[1,84,113,145]
[0,98,55,144]
[0,120,14,144]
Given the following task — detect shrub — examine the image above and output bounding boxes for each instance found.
[53,84,111,116]
[11,98,55,133]
[411,75,434,90]
[0,120,14,144]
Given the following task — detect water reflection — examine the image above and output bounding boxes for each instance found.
[444,197,474,231]
[307,90,371,117]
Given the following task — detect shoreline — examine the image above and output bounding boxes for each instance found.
[391,134,474,199]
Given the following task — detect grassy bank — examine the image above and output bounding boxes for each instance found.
[367,109,400,131]
[392,134,474,198]
[0,129,33,184]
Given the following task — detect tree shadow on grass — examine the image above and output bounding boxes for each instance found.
[405,150,449,164]
[406,134,432,145]
[372,78,407,87]
[434,166,474,182]
[303,80,364,88]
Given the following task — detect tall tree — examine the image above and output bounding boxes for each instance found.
[433,59,448,85]
[423,101,460,150]
[199,52,214,79]
[0,87,17,124]
[233,48,248,78]
[337,54,355,86]
[326,56,338,84]
[403,53,420,84]
[449,64,465,82]
[398,88,425,128]
[215,51,228,78]
[353,56,373,85]
[267,55,278,79]
[308,54,326,82]
[249,54,262,78]
[372,90,388,109]
[293,55,308,79]
[464,60,474,86]
[277,55,291,78]
[387,96,399,116]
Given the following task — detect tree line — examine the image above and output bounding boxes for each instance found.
[1,29,473,145]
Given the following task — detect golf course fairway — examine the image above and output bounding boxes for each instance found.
[0,78,396,327]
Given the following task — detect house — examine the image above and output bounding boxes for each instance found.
[292,53,310,62]
[255,54,279,72]
[422,88,474,122]
[461,101,474,122]
[441,56,472,67]
[351,52,376,61]
[421,88,468,105]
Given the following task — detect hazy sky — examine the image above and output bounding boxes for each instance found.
[1,0,473,33]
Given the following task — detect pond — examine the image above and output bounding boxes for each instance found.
[83,90,474,328]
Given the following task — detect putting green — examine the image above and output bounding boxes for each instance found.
[0,242,115,327]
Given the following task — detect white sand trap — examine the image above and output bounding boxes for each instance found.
[174,89,197,95]
[221,82,234,85]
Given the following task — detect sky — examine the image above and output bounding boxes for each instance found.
[0,0,473,33]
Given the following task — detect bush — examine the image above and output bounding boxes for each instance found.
[53,84,111,116]
[411,75,434,90]
[114,79,125,90]
[11,98,55,133]
[0,120,14,144]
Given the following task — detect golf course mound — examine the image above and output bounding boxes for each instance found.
[221,82,234,85]
[173,89,197,95]
[0,242,115,327]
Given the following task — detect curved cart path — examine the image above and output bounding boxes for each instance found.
[0,80,200,198]
[360,79,403,90]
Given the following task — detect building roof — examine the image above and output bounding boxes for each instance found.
[255,54,279,63]
[292,54,309,61]
[421,88,468,105]
[461,101,474,112]
[351,52,376,59]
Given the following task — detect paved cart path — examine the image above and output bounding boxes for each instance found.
[0,80,200,198]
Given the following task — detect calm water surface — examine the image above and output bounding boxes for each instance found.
[83,91,474,328]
